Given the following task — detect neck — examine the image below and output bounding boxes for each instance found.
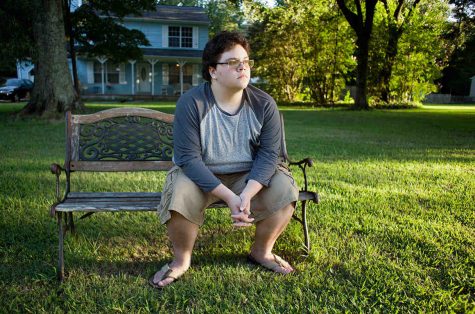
[210,82,244,114]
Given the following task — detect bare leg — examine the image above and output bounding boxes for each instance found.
[151,211,199,287]
[250,204,295,274]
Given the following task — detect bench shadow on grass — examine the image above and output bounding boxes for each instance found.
[3,208,293,284]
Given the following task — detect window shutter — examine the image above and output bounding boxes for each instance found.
[119,63,126,84]
[87,61,94,83]
[162,64,169,85]
[193,27,199,49]
[162,25,168,48]
[192,64,200,86]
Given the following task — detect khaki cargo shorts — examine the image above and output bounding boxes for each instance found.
[157,165,299,226]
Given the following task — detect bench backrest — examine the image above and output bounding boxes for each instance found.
[65,107,289,172]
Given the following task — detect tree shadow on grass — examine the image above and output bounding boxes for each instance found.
[281,109,475,164]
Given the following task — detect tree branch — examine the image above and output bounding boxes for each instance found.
[364,0,378,34]
[394,0,404,20]
[336,0,361,32]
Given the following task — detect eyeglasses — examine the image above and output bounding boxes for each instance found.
[216,59,255,69]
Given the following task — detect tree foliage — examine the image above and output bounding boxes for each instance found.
[388,1,450,102]
[0,0,34,76]
[249,0,451,105]
[375,0,422,103]
[248,0,355,103]
[206,0,246,37]
[368,0,450,103]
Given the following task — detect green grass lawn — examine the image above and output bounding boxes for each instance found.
[0,102,474,313]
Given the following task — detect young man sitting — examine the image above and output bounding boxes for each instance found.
[149,31,299,288]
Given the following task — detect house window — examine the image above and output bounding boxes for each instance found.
[168,63,193,85]
[106,63,120,84]
[93,62,120,84]
[168,26,193,48]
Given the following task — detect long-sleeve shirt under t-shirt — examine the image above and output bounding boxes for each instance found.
[173,82,282,192]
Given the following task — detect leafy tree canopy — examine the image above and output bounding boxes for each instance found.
[0,0,34,75]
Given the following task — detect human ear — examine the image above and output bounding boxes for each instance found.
[209,67,217,80]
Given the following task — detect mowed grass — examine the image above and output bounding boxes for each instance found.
[0,102,474,313]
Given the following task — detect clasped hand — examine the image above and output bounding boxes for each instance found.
[228,193,254,227]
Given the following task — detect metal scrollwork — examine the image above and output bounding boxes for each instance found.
[79,116,174,161]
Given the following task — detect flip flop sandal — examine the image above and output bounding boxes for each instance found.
[148,263,184,289]
[247,253,295,274]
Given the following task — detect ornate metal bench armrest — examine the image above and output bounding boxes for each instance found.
[288,158,314,192]
[50,163,66,217]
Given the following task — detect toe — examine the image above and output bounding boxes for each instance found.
[158,277,175,287]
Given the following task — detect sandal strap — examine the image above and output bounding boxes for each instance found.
[152,264,180,284]
[273,254,287,268]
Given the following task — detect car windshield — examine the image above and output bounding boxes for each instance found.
[3,79,22,87]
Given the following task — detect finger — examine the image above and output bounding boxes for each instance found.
[233,222,252,227]
[231,213,255,222]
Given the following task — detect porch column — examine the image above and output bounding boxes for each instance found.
[96,56,108,94]
[129,60,136,95]
[16,60,21,79]
[177,60,187,95]
[148,59,159,96]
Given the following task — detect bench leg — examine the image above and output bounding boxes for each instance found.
[301,200,310,254]
[57,212,65,281]
[67,212,75,234]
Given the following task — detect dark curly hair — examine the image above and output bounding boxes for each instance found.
[201,31,251,82]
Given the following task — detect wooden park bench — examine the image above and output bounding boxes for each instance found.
[50,107,319,281]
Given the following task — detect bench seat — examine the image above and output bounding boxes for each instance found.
[55,191,317,212]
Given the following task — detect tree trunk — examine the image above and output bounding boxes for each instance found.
[354,35,370,109]
[64,0,80,96]
[20,0,83,118]
[380,29,400,103]
[336,0,377,110]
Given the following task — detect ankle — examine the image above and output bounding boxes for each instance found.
[169,258,191,270]
[250,247,272,259]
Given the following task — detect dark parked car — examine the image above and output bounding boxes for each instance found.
[0,78,34,102]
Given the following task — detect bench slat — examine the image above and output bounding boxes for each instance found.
[55,205,158,212]
[70,161,174,172]
[68,192,161,198]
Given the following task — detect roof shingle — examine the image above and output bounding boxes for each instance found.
[136,5,209,24]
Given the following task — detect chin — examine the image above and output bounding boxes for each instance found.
[238,79,250,89]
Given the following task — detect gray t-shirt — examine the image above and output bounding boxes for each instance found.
[173,82,281,192]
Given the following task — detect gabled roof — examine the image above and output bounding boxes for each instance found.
[133,5,209,25]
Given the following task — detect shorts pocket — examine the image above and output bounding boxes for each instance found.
[277,164,296,187]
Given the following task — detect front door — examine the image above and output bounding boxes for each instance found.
[137,63,151,93]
